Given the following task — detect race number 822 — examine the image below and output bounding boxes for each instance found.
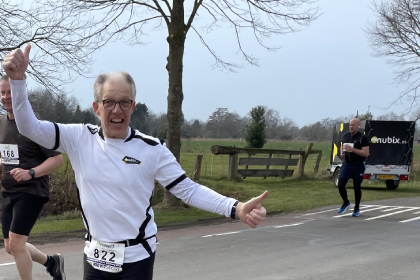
[94,249,116,262]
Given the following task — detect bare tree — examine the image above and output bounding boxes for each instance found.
[366,0,420,106]
[61,0,318,205]
[264,108,281,139]
[376,111,405,121]
[29,88,79,122]
[0,0,94,95]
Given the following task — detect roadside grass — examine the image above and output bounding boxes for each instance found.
[28,140,420,235]
[31,176,420,235]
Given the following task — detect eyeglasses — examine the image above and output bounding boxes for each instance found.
[101,100,133,111]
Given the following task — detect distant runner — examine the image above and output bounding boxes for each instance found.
[337,118,369,217]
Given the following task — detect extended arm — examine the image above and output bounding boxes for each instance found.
[3,45,57,149]
[169,178,267,228]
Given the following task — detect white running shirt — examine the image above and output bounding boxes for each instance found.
[10,79,237,263]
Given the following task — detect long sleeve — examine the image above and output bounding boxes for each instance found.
[10,79,57,150]
[154,140,236,217]
[169,177,237,217]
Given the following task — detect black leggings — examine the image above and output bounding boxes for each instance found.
[338,162,365,211]
[83,253,155,280]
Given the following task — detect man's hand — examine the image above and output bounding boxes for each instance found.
[10,168,32,182]
[236,191,268,228]
[343,144,354,153]
[2,44,31,80]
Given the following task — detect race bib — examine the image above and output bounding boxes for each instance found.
[0,144,19,165]
[86,238,125,273]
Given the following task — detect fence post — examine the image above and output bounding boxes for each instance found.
[264,153,272,179]
[243,153,251,179]
[228,153,238,179]
[297,142,313,178]
[193,154,203,181]
[283,154,292,179]
[314,151,322,172]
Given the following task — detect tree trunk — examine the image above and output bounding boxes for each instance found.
[163,0,186,206]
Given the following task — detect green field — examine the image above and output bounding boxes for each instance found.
[30,139,420,235]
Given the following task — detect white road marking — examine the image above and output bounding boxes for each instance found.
[202,231,240,238]
[301,205,372,217]
[214,231,239,236]
[365,208,417,220]
[365,209,414,221]
[360,204,420,209]
[300,209,337,216]
[333,206,389,218]
[0,262,15,267]
[400,216,420,223]
[273,223,304,228]
[382,207,405,212]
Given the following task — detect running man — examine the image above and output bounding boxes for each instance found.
[0,75,65,280]
[3,44,268,280]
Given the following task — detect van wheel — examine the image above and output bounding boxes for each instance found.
[333,168,341,188]
[386,180,399,190]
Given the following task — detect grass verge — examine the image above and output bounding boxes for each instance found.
[31,176,420,235]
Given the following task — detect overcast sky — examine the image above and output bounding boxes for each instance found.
[58,0,413,127]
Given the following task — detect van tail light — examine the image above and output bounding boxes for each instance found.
[363,174,371,180]
[399,175,409,181]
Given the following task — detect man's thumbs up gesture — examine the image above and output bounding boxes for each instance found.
[3,44,31,80]
[236,191,268,228]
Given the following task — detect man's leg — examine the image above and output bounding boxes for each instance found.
[2,193,13,255]
[26,242,48,264]
[352,164,365,213]
[338,164,351,204]
[8,193,65,279]
[353,181,362,212]
[9,233,33,280]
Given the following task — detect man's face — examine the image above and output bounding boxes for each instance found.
[349,119,360,135]
[0,80,12,113]
[92,79,135,139]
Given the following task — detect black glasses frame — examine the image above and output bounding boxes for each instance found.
[101,99,134,111]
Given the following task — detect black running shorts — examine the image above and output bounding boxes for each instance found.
[1,192,48,238]
[83,252,155,280]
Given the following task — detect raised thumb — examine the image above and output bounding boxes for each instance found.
[254,190,268,203]
[23,44,31,60]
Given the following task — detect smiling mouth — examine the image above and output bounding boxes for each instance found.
[111,119,123,124]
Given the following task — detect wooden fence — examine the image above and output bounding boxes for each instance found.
[211,143,322,179]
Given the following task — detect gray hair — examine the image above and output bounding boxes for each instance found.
[93,71,136,103]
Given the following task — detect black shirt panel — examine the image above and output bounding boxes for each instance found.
[342,131,369,163]
[0,114,61,197]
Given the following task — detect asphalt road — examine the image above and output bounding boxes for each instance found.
[2,197,420,279]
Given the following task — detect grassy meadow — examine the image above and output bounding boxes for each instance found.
[30,139,420,235]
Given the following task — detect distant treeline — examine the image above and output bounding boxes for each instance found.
[0,89,414,141]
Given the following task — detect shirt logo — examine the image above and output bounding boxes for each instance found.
[122,156,141,165]
[87,126,98,134]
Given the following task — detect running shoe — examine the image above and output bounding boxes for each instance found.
[46,253,66,280]
[337,202,351,214]
[352,210,360,217]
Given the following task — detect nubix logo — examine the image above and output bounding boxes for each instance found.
[122,156,141,165]
[371,136,407,144]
